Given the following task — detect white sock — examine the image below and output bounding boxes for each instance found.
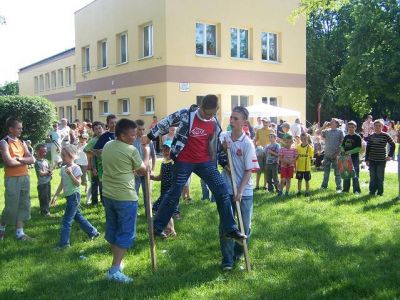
[16,228,24,238]
[0,225,5,231]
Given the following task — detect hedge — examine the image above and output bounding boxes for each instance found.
[0,96,56,145]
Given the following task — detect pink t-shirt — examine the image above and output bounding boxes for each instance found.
[279,147,298,167]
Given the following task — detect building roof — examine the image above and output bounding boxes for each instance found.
[19,47,75,73]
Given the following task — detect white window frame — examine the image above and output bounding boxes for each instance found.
[231,95,249,110]
[45,73,50,90]
[261,32,278,62]
[39,75,44,92]
[34,76,38,93]
[143,96,155,114]
[119,32,128,64]
[230,27,249,59]
[142,24,153,58]
[66,106,73,123]
[58,107,65,119]
[100,100,109,115]
[65,67,72,86]
[58,69,64,87]
[196,22,217,56]
[119,98,130,115]
[83,46,90,73]
[98,39,107,69]
[51,71,57,89]
[262,96,278,105]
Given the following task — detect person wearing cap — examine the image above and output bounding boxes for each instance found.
[150,139,177,237]
[340,121,362,195]
[49,122,63,167]
[320,118,345,192]
[254,117,274,190]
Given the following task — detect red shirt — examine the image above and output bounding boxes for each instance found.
[177,114,215,163]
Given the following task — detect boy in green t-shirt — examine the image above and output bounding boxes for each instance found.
[102,119,148,283]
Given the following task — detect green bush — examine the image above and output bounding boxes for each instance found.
[0,96,56,145]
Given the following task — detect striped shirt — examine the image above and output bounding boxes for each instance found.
[365,132,395,162]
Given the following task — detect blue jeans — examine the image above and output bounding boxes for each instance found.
[154,161,238,233]
[343,156,361,193]
[104,197,138,249]
[369,161,386,195]
[321,156,342,190]
[219,195,253,267]
[200,179,216,202]
[135,175,149,211]
[59,192,98,247]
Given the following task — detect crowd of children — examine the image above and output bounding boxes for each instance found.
[1,100,399,283]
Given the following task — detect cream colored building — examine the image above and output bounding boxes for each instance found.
[19,0,306,127]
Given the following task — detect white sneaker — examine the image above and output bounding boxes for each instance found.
[106,270,133,283]
[354,192,360,196]
[336,190,342,194]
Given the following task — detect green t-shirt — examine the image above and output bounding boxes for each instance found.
[84,136,103,179]
[102,140,143,201]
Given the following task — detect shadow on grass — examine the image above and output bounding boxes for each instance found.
[363,197,399,211]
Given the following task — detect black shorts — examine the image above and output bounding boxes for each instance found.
[296,171,311,181]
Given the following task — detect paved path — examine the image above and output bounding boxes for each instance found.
[360,160,398,173]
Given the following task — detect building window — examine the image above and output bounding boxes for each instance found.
[142,24,153,58]
[66,106,73,123]
[261,32,278,62]
[39,75,44,92]
[82,46,90,73]
[65,67,72,86]
[196,23,217,56]
[100,100,109,115]
[262,96,278,106]
[142,96,154,114]
[51,71,57,89]
[98,39,107,69]
[231,28,249,59]
[58,69,64,87]
[58,107,65,119]
[231,95,249,110]
[118,32,128,64]
[34,76,38,94]
[45,73,50,90]
[118,98,130,115]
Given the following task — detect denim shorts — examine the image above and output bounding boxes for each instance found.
[104,197,138,249]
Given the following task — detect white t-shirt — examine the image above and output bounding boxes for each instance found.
[220,131,260,196]
[61,164,82,197]
[75,144,88,166]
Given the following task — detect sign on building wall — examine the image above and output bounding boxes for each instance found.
[179,82,190,92]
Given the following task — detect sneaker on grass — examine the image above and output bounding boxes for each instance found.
[106,270,133,283]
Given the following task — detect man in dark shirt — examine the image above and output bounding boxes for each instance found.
[366,119,396,196]
[341,121,361,194]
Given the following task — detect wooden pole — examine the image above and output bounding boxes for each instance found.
[144,163,157,271]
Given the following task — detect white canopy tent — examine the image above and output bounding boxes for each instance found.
[223,103,301,118]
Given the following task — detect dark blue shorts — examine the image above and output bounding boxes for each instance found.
[104,197,138,249]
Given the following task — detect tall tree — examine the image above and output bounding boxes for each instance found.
[0,81,19,96]
[335,0,400,118]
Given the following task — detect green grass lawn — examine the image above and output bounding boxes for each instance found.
[1,164,400,299]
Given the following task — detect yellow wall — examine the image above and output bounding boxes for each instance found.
[19,0,306,126]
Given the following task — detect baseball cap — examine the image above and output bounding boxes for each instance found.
[262,117,271,122]
[163,140,172,148]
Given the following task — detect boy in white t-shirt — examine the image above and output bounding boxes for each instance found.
[219,106,259,271]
